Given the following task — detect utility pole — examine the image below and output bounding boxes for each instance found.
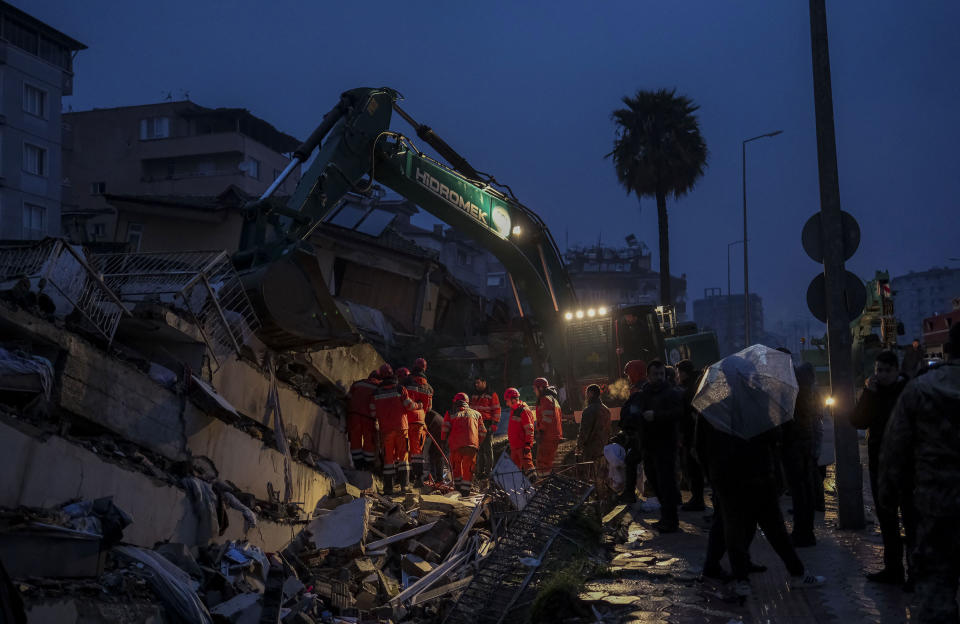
[809,0,864,529]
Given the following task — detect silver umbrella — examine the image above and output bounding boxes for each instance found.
[692,344,798,439]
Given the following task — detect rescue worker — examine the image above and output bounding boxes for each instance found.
[370,364,421,495]
[505,387,536,478]
[881,323,960,621]
[441,392,486,497]
[534,377,563,474]
[404,358,433,487]
[577,384,611,496]
[470,376,501,479]
[347,370,380,470]
[638,360,683,532]
[778,350,820,547]
[852,349,914,587]
[618,359,647,504]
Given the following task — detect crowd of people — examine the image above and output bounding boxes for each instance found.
[346,359,569,498]
[345,323,960,618]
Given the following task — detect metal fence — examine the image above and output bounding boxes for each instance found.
[88,250,260,365]
[0,239,129,343]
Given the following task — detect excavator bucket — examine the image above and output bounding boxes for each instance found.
[240,247,359,351]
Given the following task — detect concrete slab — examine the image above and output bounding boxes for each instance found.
[307,498,370,550]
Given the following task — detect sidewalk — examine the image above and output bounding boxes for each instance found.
[581,458,915,623]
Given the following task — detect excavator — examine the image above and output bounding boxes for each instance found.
[232,86,709,401]
[233,86,576,373]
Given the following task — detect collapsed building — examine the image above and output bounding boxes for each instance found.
[0,238,592,624]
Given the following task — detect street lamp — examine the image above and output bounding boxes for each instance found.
[742,129,783,346]
[727,239,746,296]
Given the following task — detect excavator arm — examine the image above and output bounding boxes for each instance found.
[236,87,575,368]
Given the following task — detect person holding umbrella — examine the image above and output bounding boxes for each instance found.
[693,345,825,598]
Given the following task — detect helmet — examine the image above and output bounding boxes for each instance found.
[533,377,549,390]
[396,367,410,378]
[369,370,381,380]
[624,360,647,384]
[504,387,520,400]
[414,357,427,372]
[378,364,394,378]
[453,392,469,403]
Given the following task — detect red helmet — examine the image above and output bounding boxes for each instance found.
[378,364,394,378]
[533,377,549,390]
[414,357,427,372]
[369,370,380,380]
[453,392,469,403]
[504,387,520,400]
[624,360,647,384]
[396,367,410,378]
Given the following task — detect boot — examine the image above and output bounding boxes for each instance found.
[382,474,395,496]
[399,469,412,494]
[355,458,368,472]
[412,464,424,487]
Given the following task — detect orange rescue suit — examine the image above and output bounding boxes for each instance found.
[404,373,433,470]
[442,403,486,494]
[507,401,536,472]
[470,391,501,431]
[347,377,379,465]
[370,381,418,476]
[536,393,563,473]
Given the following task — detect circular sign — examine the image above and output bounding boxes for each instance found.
[802,211,860,264]
[806,271,868,323]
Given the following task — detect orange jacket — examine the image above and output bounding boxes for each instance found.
[536,394,563,441]
[442,404,487,450]
[470,391,501,426]
[370,381,418,433]
[404,373,433,426]
[348,378,380,418]
[508,401,536,449]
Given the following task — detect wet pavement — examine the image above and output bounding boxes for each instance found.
[581,455,918,623]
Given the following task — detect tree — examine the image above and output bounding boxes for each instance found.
[608,89,708,306]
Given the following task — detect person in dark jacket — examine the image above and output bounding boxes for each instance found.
[639,360,684,532]
[900,339,924,380]
[852,349,913,586]
[677,360,706,511]
[578,384,612,496]
[880,323,960,621]
[778,351,820,547]
[618,360,648,504]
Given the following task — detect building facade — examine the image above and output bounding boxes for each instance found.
[62,101,300,249]
[693,290,765,357]
[892,267,960,345]
[0,2,85,239]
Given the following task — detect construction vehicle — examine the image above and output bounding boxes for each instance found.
[234,86,716,401]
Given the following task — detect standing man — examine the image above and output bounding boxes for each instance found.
[901,339,924,379]
[442,392,486,497]
[577,384,611,494]
[347,370,380,470]
[505,387,536,478]
[618,360,648,504]
[676,360,706,511]
[779,355,820,548]
[881,323,960,621]
[370,364,420,495]
[638,360,684,532]
[471,376,501,479]
[404,358,433,487]
[534,377,563,475]
[852,349,913,586]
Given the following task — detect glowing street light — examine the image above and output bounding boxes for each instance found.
[575,310,584,319]
[564,312,573,321]
[511,225,522,236]
[825,396,835,407]
[587,308,596,317]
[598,306,608,315]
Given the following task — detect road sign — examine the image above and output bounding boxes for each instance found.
[806,271,867,323]
[802,211,860,263]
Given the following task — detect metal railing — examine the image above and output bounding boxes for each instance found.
[0,239,129,343]
[88,249,260,365]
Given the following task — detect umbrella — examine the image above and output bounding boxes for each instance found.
[692,344,798,440]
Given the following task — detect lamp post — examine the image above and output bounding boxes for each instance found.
[727,239,746,296]
[742,130,783,346]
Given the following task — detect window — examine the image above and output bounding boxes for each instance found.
[139,117,170,140]
[487,273,506,288]
[91,223,106,239]
[22,203,45,239]
[457,250,470,266]
[23,83,47,118]
[127,223,144,251]
[23,143,47,176]
[91,181,106,194]
[247,157,260,180]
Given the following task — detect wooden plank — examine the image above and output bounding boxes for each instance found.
[408,576,473,606]
[365,521,437,551]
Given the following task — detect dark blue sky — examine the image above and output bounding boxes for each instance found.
[28,1,960,328]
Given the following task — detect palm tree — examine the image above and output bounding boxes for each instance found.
[608,89,707,307]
